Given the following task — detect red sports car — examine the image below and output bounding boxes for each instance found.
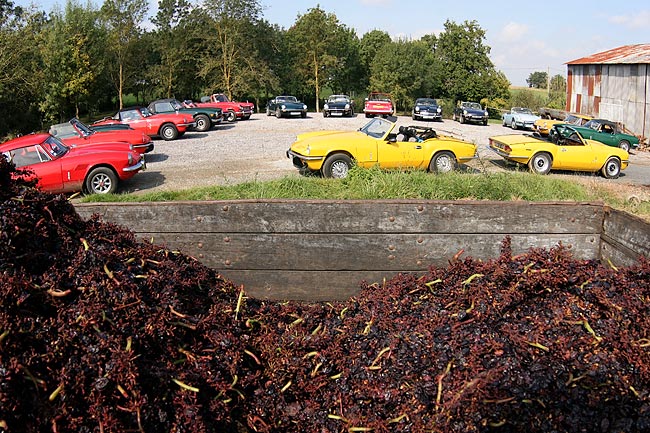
[195,93,254,122]
[92,106,195,141]
[363,92,394,118]
[50,118,154,154]
[1,133,144,195]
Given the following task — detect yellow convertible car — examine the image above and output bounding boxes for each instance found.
[489,124,628,179]
[286,116,477,178]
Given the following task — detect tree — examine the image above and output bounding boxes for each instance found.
[100,0,149,109]
[198,0,263,100]
[526,71,548,89]
[369,38,437,111]
[287,6,350,112]
[549,74,566,93]
[39,1,104,121]
[150,0,192,98]
[434,20,509,104]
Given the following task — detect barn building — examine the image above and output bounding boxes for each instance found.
[566,44,650,142]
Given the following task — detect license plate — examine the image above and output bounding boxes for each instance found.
[331,112,343,116]
[290,112,301,116]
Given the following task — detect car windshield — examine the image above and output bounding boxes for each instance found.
[214,94,229,102]
[463,102,482,110]
[513,107,533,114]
[583,120,603,130]
[416,98,437,105]
[328,95,349,102]
[169,100,183,110]
[43,135,70,158]
[49,123,79,139]
[278,96,297,103]
[369,93,390,101]
[359,117,393,138]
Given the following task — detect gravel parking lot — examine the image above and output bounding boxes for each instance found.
[120,113,650,195]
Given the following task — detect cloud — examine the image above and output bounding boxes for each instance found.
[498,22,529,42]
[608,10,650,28]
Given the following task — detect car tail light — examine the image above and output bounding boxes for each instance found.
[504,145,512,153]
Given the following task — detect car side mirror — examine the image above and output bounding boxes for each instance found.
[387,133,397,143]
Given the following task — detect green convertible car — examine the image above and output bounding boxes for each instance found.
[551,119,639,152]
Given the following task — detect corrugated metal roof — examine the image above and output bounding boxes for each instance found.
[566,44,650,65]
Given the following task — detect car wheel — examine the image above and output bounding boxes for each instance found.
[194,114,210,132]
[226,110,237,122]
[601,157,621,179]
[301,112,307,118]
[619,140,630,152]
[528,152,552,175]
[322,154,352,179]
[502,117,507,127]
[242,115,251,120]
[412,114,417,120]
[85,167,118,195]
[266,107,271,116]
[323,110,328,117]
[483,119,488,126]
[275,108,282,119]
[511,119,518,130]
[429,151,457,174]
[160,123,178,141]
[460,115,466,124]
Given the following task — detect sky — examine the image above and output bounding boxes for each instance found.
[13,0,650,87]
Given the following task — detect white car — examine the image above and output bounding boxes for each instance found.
[502,107,540,130]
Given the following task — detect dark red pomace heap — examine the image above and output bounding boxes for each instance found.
[1,155,649,433]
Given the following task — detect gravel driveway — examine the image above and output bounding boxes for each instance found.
[120,113,650,195]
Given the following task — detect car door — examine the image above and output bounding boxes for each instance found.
[12,145,65,192]
[552,140,601,171]
[376,138,427,169]
[583,125,615,147]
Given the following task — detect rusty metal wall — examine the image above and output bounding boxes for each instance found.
[567,63,649,141]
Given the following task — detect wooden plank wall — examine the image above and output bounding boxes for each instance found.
[600,206,650,266]
[75,200,608,301]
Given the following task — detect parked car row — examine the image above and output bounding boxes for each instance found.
[2,93,258,195]
[286,115,632,181]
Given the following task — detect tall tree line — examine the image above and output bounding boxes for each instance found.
[0,0,510,137]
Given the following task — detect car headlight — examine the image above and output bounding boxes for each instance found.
[437,107,441,113]
[345,104,350,109]
[128,153,134,165]
[281,104,286,110]
[463,110,468,115]
[484,111,488,116]
[303,104,307,110]
[324,104,329,109]
[415,107,420,113]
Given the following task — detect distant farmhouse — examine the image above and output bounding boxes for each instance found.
[566,43,650,142]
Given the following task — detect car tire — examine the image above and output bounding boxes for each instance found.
[619,140,631,152]
[85,167,118,195]
[528,152,552,175]
[502,117,507,127]
[160,123,178,141]
[242,115,251,120]
[511,119,517,130]
[483,119,488,126]
[601,157,621,179]
[194,114,210,132]
[266,107,271,116]
[429,151,457,174]
[323,110,328,117]
[460,115,466,124]
[226,110,237,122]
[322,153,352,179]
[412,114,417,120]
[301,112,307,118]
[275,108,282,119]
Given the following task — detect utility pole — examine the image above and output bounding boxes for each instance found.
[547,66,551,97]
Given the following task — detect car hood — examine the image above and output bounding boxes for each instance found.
[462,107,486,115]
[292,130,362,154]
[68,141,136,153]
[512,113,539,121]
[278,101,305,109]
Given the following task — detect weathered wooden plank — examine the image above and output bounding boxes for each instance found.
[601,207,650,265]
[75,200,604,234]
[143,233,600,271]
[221,270,395,301]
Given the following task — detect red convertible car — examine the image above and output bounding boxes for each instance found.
[363,92,394,118]
[1,133,144,194]
[93,107,195,141]
[50,118,154,154]
[195,93,254,122]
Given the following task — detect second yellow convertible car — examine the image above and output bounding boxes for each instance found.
[286,116,477,178]
[489,124,628,179]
